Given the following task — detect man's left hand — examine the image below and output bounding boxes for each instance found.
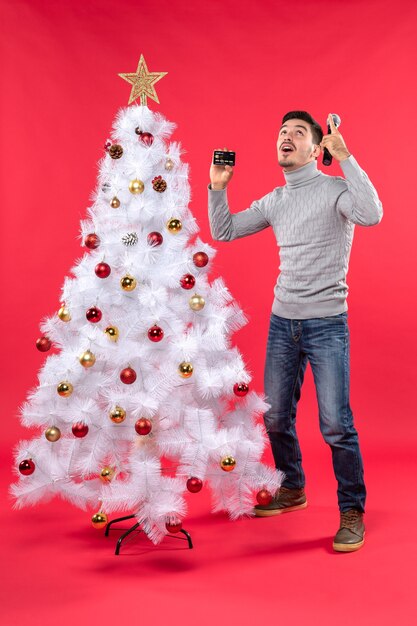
[320,114,351,161]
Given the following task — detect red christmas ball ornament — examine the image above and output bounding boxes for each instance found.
[180,274,196,290]
[36,336,51,352]
[138,132,154,147]
[165,520,182,534]
[193,251,209,268]
[104,139,112,152]
[86,306,102,323]
[84,233,100,249]
[135,417,152,435]
[95,262,111,278]
[120,367,137,384]
[233,382,249,397]
[148,325,164,342]
[147,231,163,247]
[256,489,273,506]
[19,459,35,475]
[186,477,203,493]
[72,422,89,438]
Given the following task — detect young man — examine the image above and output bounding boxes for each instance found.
[208,111,383,552]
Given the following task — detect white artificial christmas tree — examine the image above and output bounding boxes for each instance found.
[12,56,283,545]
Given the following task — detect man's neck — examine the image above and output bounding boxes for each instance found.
[282,160,322,188]
[282,158,317,174]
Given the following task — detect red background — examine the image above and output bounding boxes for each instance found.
[1,1,416,625]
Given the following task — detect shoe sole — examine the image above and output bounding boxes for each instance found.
[254,501,308,517]
[333,535,365,552]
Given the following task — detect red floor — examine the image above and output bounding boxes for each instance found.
[2,1,416,622]
[2,439,416,626]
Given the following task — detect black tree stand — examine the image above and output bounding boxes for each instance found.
[105,514,193,555]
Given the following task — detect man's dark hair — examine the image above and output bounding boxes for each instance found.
[282,111,323,145]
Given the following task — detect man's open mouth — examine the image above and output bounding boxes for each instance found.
[280,143,295,153]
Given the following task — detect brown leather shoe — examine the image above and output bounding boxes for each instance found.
[254,486,307,517]
[333,509,365,552]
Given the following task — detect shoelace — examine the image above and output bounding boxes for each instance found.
[340,510,362,530]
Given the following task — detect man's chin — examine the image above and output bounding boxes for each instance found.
[278,159,295,168]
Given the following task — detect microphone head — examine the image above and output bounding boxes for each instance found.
[330,113,341,128]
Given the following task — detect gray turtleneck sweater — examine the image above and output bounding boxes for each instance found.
[208,156,383,319]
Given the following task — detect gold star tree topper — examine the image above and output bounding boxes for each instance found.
[118,55,167,106]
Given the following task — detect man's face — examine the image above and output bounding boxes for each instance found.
[277,119,321,171]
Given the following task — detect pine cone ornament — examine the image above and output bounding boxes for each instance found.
[109,144,123,159]
[152,175,167,192]
[122,232,138,246]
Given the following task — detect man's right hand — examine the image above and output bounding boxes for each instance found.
[210,148,234,190]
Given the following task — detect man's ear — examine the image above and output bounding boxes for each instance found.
[312,144,321,158]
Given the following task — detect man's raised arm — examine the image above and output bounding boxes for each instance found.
[321,114,383,226]
[208,149,270,241]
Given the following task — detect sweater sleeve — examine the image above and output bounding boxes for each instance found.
[333,155,383,226]
[208,186,271,241]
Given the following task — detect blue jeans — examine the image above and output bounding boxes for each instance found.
[263,312,366,512]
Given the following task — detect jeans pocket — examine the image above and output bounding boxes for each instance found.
[322,312,348,322]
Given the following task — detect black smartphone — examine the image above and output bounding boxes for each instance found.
[213,150,236,166]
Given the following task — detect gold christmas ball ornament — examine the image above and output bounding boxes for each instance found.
[110,196,120,208]
[104,326,119,342]
[79,349,96,368]
[165,157,174,171]
[57,381,73,397]
[91,512,108,529]
[45,426,61,442]
[129,179,144,194]
[220,456,236,472]
[120,275,137,291]
[189,294,205,311]
[109,406,126,423]
[100,467,115,482]
[178,361,193,378]
[58,305,71,322]
[167,218,182,233]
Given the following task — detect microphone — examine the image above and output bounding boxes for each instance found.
[322,113,341,166]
